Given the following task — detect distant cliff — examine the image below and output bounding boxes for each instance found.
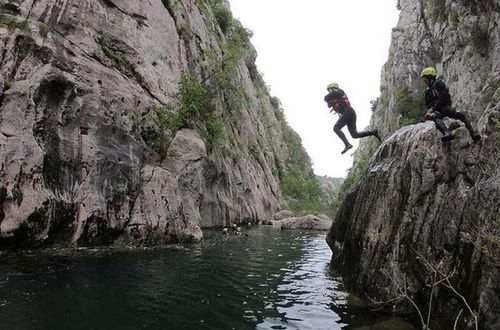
[328,0,499,329]
[0,0,316,248]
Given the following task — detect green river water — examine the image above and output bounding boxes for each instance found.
[0,227,417,329]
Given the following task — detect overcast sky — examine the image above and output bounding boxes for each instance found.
[228,0,400,178]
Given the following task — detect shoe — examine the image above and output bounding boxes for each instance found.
[441,134,454,142]
[472,134,481,142]
[341,144,353,154]
[373,129,382,143]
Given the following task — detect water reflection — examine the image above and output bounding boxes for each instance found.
[255,235,347,330]
[0,227,415,329]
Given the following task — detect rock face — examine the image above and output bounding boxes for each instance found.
[0,0,298,247]
[328,0,500,329]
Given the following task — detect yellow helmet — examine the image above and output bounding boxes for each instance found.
[327,82,339,91]
[420,67,437,77]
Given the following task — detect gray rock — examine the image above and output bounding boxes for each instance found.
[277,214,332,231]
[329,121,500,328]
[0,0,308,248]
[273,210,296,220]
[331,1,500,328]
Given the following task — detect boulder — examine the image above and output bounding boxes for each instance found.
[273,210,296,220]
[276,214,332,231]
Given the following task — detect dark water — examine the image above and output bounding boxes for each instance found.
[0,227,415,330]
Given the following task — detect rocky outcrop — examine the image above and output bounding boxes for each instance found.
[273,210,296,221]
[271,212,332,231]
[0,0,299,247]
[328,0,499,329]
[278,214,331,231]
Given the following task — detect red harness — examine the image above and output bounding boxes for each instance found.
[327,89,350,111]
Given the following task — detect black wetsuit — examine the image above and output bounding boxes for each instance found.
[425,79,478,139]
[325,89,379,147]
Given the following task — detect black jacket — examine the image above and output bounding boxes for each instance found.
[425,79,452,111]
[324,88,351,113]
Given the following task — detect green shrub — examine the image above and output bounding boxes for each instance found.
[278,124,328,214]
[204,26,249,113]
[0,15,30,32]
[16,20,30,32]
[214,5,233,34]
[98,36,131,73]
[399,116,419,127]
[178,25,193,42]
[3,78,13,90]
[394,87,425,128]
[147,75,207,156]
[205,117,225,149]
[448,11,459,26]
[162,74,206,132]
[39,24,49,38]
[161,0,172,12]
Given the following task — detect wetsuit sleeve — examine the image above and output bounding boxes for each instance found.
[424,90,433,109]
[324,91,334,108]
[432,80,450,111]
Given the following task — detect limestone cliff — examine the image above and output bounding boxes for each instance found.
[0,0,301,248]
[328,0,499,329]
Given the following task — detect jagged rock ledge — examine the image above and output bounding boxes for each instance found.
[327,119,500,329]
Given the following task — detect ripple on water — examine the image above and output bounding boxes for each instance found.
[0,227,417,330]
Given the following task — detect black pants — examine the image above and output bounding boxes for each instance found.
[430,106,476,136]
[334,106,376,146]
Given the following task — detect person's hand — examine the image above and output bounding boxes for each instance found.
[424,108,433,119]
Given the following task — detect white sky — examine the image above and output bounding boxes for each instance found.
[228,0,400,178]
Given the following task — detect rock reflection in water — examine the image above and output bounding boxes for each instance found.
[0,227,416,329]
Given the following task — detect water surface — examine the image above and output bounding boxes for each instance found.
[0,227,415,329]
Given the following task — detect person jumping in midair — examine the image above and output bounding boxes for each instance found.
[421,67,481,142]
[324,82,381,154]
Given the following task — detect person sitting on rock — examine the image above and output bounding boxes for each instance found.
[421,67,481,142]
[324,82,381,154]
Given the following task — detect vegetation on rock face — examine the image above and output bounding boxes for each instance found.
[98,35,132,73]
[0,14,30,32]
[161,0,172,12]
[143,2,253,157]
[395,87,425,128]
[3,78,13,91]
[279,124,330,214]
[330,139,378,213]
[203,23,251,114]
[422,0,447,24]
[150,0,330,215]
[197,0,234,34]
[214,4,233,34]
[145,75,210,155]
[38,24,49,38]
